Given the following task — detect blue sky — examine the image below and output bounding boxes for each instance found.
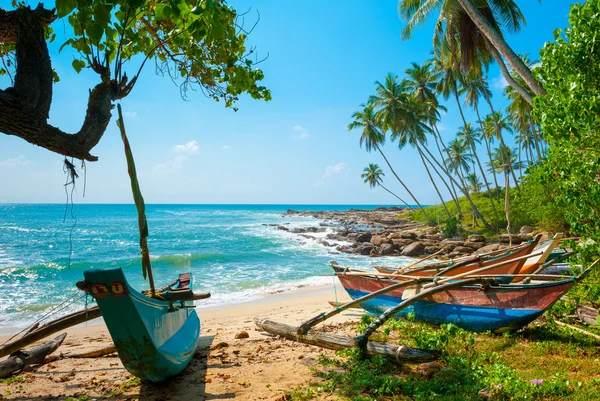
[0,0,576,204]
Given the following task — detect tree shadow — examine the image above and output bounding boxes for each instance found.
[136,335,235,401]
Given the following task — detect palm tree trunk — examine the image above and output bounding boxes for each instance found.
[457,0,546,97]
[421,145,492,230]
[416,142,451,218]
[424,144,462,217]
[475,106,500,193]
[487,44,534,106]
[504,170,512,246]
[374,142,432,223]
[469,139,500,226]
[484,93,520,190]
[529,116,542,159]
[518,140,523,181]
[378,183,412,210]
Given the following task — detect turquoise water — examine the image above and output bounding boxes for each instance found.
[0,204,412,333]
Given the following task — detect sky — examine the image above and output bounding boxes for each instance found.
[0,0,577,204]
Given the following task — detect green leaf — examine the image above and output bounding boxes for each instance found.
[93,4,112,25]
[56,0,76,18]
[72,59,86,73]
[191,6,203,15]
[154,4,171,20]
[86,22,104,44]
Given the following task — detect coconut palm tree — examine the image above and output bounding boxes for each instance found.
[465,173,483,193]
[398,0,543,104]
[348,102,431,222]
[445,138,472,180]
[461,73,500,192]
[484,109,520,190]
[361,163,412,208]
[456,123,500,222]
[391,95,452,219]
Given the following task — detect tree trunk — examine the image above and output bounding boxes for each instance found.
[475,106,500,193]
[375,142,432,224]
[484,94,520,190]
[378,183,412,210]
[420,146,492,230]
[0,6,129,162]
[504,171,512,246]
[433,124,463,216]
[457,0,546,97]
[487,44,534,106]
[416,142,451,218]
[424,144,462,216]
[470,138,500,225]
[0,334,66,378]
[254,319,439,363]
[529,116,543,160]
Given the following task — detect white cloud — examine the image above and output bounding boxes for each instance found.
[124,111,137,118]
[173,140,199,154]
[0,155,33,168]
[321,162,348,179]
[222,145,231,150]
[292,124,310,140]
[152,156,187,174]
[491,74,508,90]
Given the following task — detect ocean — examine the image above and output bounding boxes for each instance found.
[0,204,413,333]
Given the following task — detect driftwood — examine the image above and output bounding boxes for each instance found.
[0,307,101,359]
[576,306,599,326]
[328,301,361,309]
[64,345,117,359]
[555,321,600,341]
[0,333,66,378]
[254,319,439,363]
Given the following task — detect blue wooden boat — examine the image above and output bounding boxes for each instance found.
[82,268,208,382]
[332,265,581,333]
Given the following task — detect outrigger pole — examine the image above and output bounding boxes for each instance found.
[116,104,156,297]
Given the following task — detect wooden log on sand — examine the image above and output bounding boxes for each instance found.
[254,318,440,363]
[0,334,66,378]
[0,307,102,359]
[64,345,117,359]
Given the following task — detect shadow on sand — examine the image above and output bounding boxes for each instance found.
[137,334,235,401]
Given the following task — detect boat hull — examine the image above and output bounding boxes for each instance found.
[83,268,200,382]
[334,267,574,333]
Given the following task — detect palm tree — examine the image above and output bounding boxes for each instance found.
[391,95,452,219]
[398,0,543,104]
[348,102,432,222]
[456,123,500,222]
[461,73,500,192]
[445,138,472,180]
[484,109,520,190]
[361,164,412,208]
[488,144,522,242]
[465,173,483,193]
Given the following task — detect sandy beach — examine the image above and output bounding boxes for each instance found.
[0,283,364,400]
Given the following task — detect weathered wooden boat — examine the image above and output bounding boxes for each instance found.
[332,264,584,333]
[368,236,541,283]
[80,268,209,382]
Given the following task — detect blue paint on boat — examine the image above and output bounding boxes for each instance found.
[83,268,200,382]
[345,289,545,333]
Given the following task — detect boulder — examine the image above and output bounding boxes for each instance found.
[235,330,249,339]
[467,234,486,243]
[357,242,376,255]
[292,228,306,234]
[356,232,373,243]
[370,235,385,246]
[453,246,475,254]
[273,224,290,232]
[519,233,534,242]
[519,225,534,234]
[499,234,523,244]
[399,230,418,240]
[464,241,486,250]
[379,243,396,255]
[424,245,442,254]
[391,238,415,247]
[475,244,508,254]
[401,241,425,257]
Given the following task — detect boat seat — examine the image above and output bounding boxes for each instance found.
[176,273,191,290]
[162,289,211,302]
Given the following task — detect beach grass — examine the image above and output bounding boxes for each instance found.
[288,315,600,401]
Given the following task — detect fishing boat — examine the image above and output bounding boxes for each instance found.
[80,268,209,382]
[332,264,584,333]
[367,235,541,283]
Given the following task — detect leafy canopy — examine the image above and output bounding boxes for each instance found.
[54,0,271,106]
[533,0,600,249]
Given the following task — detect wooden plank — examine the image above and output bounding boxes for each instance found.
[254,319,439,363]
